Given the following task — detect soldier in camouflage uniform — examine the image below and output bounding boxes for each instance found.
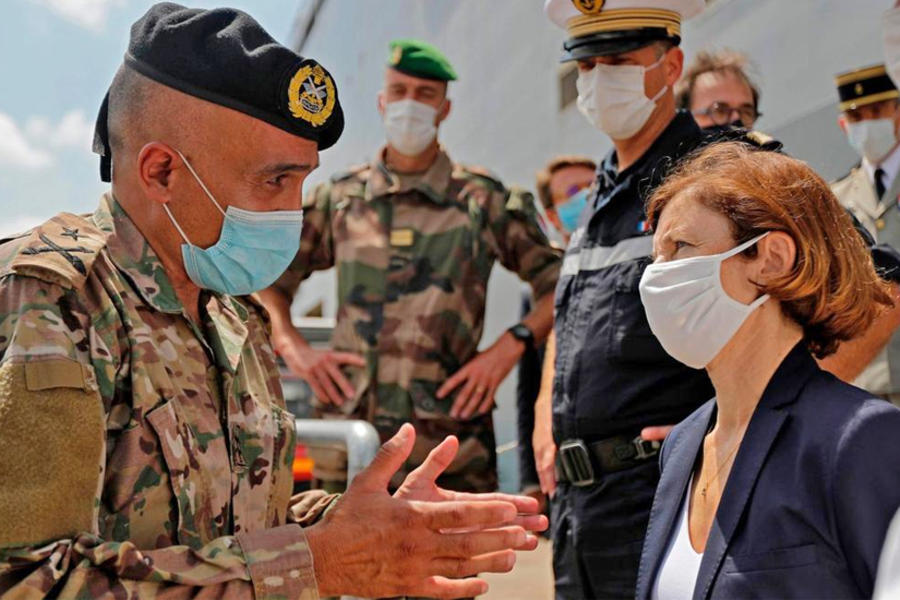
[0,5,546,599]
[260,40,563,493]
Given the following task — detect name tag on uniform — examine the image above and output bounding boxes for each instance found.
[390,228,415,247]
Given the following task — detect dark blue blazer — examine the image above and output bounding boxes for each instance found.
[635,343,900,599]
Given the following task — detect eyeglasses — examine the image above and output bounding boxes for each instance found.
[692,101,761,127]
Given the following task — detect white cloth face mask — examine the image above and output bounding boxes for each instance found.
[383,99,439,156]
[846,119,898,164]
[576,56,667,140]
[638,232,771,369]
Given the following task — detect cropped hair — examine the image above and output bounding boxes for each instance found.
[676,49,760,111]
[647,142,892,358]
[535,155,596,209]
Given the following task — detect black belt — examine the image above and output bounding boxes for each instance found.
[555,435,660,487]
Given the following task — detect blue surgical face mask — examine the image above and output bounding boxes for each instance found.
[162,150,303,296]
[555,187,589,233]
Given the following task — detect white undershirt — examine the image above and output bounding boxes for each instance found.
[652,477,704,600]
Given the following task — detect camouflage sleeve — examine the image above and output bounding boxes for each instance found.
[485,186,563,300]
[271,181,335,301]
[0,276,319,599]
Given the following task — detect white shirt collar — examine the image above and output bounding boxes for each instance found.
[863,142,900,193]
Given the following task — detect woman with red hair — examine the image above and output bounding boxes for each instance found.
[635,142,900,599]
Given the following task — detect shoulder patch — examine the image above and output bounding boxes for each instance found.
[456,164,505,192]
[0,213,108,290]
[505,186,539,217]
[329,163,369,184]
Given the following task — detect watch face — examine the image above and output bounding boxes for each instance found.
[511,324,534,342]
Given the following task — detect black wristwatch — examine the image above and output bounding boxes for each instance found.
[507,323,535,350]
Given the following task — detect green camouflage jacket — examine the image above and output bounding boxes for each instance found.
[0,194,331,599]
[273,148,562,489]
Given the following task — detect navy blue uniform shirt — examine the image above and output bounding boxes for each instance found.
[552,110,715,443]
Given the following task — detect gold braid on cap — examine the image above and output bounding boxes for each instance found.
[567,8,681,39]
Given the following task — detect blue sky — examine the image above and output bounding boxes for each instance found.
[0,0,302,237]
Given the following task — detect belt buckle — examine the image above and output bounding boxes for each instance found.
[559,439,595,487]
[632,436,661,461]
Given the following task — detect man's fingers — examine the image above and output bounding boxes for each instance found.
[438,368,467,400]
[439,526,528,559]
[314,368,344,407]
[304,374,331,405]
[511,513,549,534]
[470,385,497,418]
[431,550,516,579]
[450,378,478,419]
[421,500,517,531]
[641,425,675,442]
[332,351,366,367]
[404,436,459,489]
[324,360,354,400]
[351,423,415,491]
[446,491,540,514]
[416,576,489,600]
[537,459,557,497]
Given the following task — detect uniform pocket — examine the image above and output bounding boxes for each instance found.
[606,257,668,365]
[146,399,225,547]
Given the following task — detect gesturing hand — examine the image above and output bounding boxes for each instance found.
[396,434,550,535]
[305,424,533,599]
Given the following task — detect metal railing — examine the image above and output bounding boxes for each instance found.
[294,418,381,483]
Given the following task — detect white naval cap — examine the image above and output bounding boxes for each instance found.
[544,0,705,61]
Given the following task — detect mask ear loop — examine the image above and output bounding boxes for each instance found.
[719,231,772,307]
[644,55,670,103]
[174,149,227,217]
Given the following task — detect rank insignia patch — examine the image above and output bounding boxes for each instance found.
[287,63,336,127]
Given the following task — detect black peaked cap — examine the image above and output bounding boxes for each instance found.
[93,2,344,182]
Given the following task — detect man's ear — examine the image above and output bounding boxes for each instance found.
[837,114,848,135]
[665,46,684,86]
[436,98,451,125]
[137,142,182,206]
[757,231,796,283]
[376,91,386,117]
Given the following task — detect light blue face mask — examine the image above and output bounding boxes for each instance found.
[555,187,589,234]
[162,150,304,296]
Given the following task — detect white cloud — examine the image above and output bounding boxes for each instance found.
[0,109,95,169]
[26,110,94,151]
[0,113,53,169]
[0,214,49,239]
[31,0,125,32]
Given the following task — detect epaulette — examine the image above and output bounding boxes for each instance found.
[505,186,539,216]
[457,164,506,192]
[0,213,108,291]
[329,163,368,184]
[702,126,783,153]
[830,161,862,186]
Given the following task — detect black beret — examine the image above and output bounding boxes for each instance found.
[93,2,343,182]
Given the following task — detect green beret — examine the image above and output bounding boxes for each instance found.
[387,39,457,82]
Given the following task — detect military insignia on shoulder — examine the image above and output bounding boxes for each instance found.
[572,0,605,14]
[6,214,107,290]
[286,62,336,127]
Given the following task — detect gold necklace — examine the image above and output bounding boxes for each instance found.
[700,438,742,499]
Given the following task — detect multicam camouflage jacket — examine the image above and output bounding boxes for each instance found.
[0,194,333,599]
[273,148,562,489]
